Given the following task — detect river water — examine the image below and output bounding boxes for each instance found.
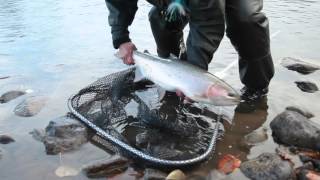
[0,0,319,179]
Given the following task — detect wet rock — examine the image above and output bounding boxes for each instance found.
[244,127,268,145]
[42,115,88,155]
[0,76,10,80]
[286,106,314,119]
[240,153,294,180]
[29,129,46,142]
[276,146,303,167]
[166,169,186,180]
[281,57,320,74]
[299,155,320,170]
[14,96,48,117]
[0,90,25,103]
[82,155,129,178]
[0,135,15,144]
[296,169,320,180]
[55,165,79,177]
[295,81,319,93]
[144,168,167,180]
[270,110,320,150]
[217,154,241,174]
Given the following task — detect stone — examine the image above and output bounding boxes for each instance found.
[0,76,10,80]
[166,169,186,180]
[14,96,47,117]
[295,81,319,93]
[41,115,88,155]
[0,135,15,144]
[240,153,294,180]
[244,128,268,145]
[217,154,241,174]
[281,57,320,75]
[82,155,129,178]
[286,106,314,119]
[0,90,25,103]
[144,168,167,180]
[270,110,320,150]
[55,165,79,177]
[29,129,46,142]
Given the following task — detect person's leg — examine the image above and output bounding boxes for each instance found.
[149,6,187,59]
[225,0,274,92]
[186,0,225,70]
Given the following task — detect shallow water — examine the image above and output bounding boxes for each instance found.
[0,0,320,179]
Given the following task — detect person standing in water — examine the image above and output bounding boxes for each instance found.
[105,0,274,105]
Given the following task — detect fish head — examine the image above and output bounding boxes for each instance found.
[205,84,240,106]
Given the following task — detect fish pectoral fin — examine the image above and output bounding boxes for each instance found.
[134,67,146,83]
[157,86,167,100]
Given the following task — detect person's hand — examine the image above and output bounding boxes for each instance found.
[116,42,137,65]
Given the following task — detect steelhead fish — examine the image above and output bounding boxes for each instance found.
[132,51,240,106]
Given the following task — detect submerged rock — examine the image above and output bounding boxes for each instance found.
[0,76,10,80]
[295,81,319,93]
[244,128,268,145]
[40,115,88,155]
[286,106,314,119]
[217,154,241,174]
[166,169,186,180]
[29,129,46,142]
[281,57,320,74]
[270,110,320,150]
[0,90,25,103]
[0,135,15,144]
[55,165,79,177]
[144,168,167,180]
[240,153,294,180]
[296,169,320,180]
[82,155,129,178]
[14,96,48,117]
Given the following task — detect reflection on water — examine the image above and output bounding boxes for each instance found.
[0,0,319,179]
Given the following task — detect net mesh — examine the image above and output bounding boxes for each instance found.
[69,67,223,162]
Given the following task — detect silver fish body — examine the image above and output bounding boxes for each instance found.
[133,51,240,106]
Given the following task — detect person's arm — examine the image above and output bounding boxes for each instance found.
[105,0,138,49]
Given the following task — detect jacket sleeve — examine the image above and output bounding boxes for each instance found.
[105,0,138,49]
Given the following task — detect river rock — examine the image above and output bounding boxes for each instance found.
[144,168,167,180]
[286,106,314,119]
[14,96,48,117]
[0,90,25,103]
[0,135,15,144]
[0,76,10,80]
[55,165,79,177]
[82,155,129,178]
[270,110,320,150]
[244,128,268,145]
[42,115,88,155]
[166,169,186,180]
[240,153,294,180]
[296,169,320,180]
[30,129,46,142]
[281,57,320,74]
[295,81,319,93]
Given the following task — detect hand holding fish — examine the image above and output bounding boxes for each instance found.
[117,42,137,65]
